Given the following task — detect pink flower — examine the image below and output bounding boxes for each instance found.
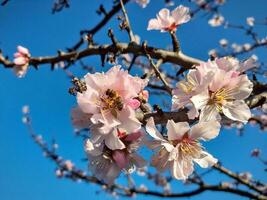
[13,45,30,78]
[191,68,253,123]
[172,57,254,123]
[145,117,220,180]
[85,130,146,184]
[74,66,147,149]
[172,67,214,119]
[147,5,191,32]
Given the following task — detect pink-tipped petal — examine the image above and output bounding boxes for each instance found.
[112,150,129,169]
[17,45,30,55]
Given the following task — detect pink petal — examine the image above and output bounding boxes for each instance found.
[14,57,27,66]
[231,71,240,78]
[147,18,161,30]
[127,99,140,109]
[17,45,29,55]
[112,150,129,169]
[14,52,22,58]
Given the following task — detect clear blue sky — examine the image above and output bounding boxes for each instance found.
[0,0,266,200]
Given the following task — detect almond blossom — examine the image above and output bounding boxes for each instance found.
[191,63,253,123]
[77,65,147,133]
[145,117,220,180]
[147,5,191,32]
[135,0,150,8]
[73,66,147,149]
[85,130,146,184]
[13,45,30,77]
[172,67,214,119]
[173,57,255,122]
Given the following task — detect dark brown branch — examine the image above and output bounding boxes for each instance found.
[0,43,202,69]
[213,163,266,195]
[1,0,9,6]
[142,85,267,125]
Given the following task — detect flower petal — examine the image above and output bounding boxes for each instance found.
[127,99,140,109]
[112,150,129,169]
[222,100,251,123]
[145,117,164,141]
[189,120,221,141]
[166,120,190,141]
[17,45,30,55]
[105,130,125,150]
[190,90,210,110]
[199,104,221,122]
[171,5,191,25]
[170,160,187,180]
[147,18,161,30]
[194,152,217,168]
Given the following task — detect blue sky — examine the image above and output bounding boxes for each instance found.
[0,0,266,200]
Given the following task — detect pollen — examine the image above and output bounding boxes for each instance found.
[208,88,235,112]
[100,89,124,115]
[172,134,202,159]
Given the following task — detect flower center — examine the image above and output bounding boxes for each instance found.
[100,89,123,117]
[172,134,202,159]
[208,88,234,112]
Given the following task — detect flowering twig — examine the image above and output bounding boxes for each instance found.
[23,110,267,200]
[0,42,202,69]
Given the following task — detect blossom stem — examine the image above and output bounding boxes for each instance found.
[170,31,180,52]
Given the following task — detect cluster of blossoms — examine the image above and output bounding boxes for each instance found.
[69,5,256,184]
[172,57,255,123]
[71,58,254,183]
[72,66,149,183]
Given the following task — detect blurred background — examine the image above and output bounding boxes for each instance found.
[0,0,266,199]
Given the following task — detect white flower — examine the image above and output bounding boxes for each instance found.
[85,131,146,184]
[22,105,30,114]
[147,5,191,32]
[208,14,224,27]
[145,117,220,180]
[231,43,242,52]
[219,38,228,47]
[135,0,150,8]
[246,17,255,26]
